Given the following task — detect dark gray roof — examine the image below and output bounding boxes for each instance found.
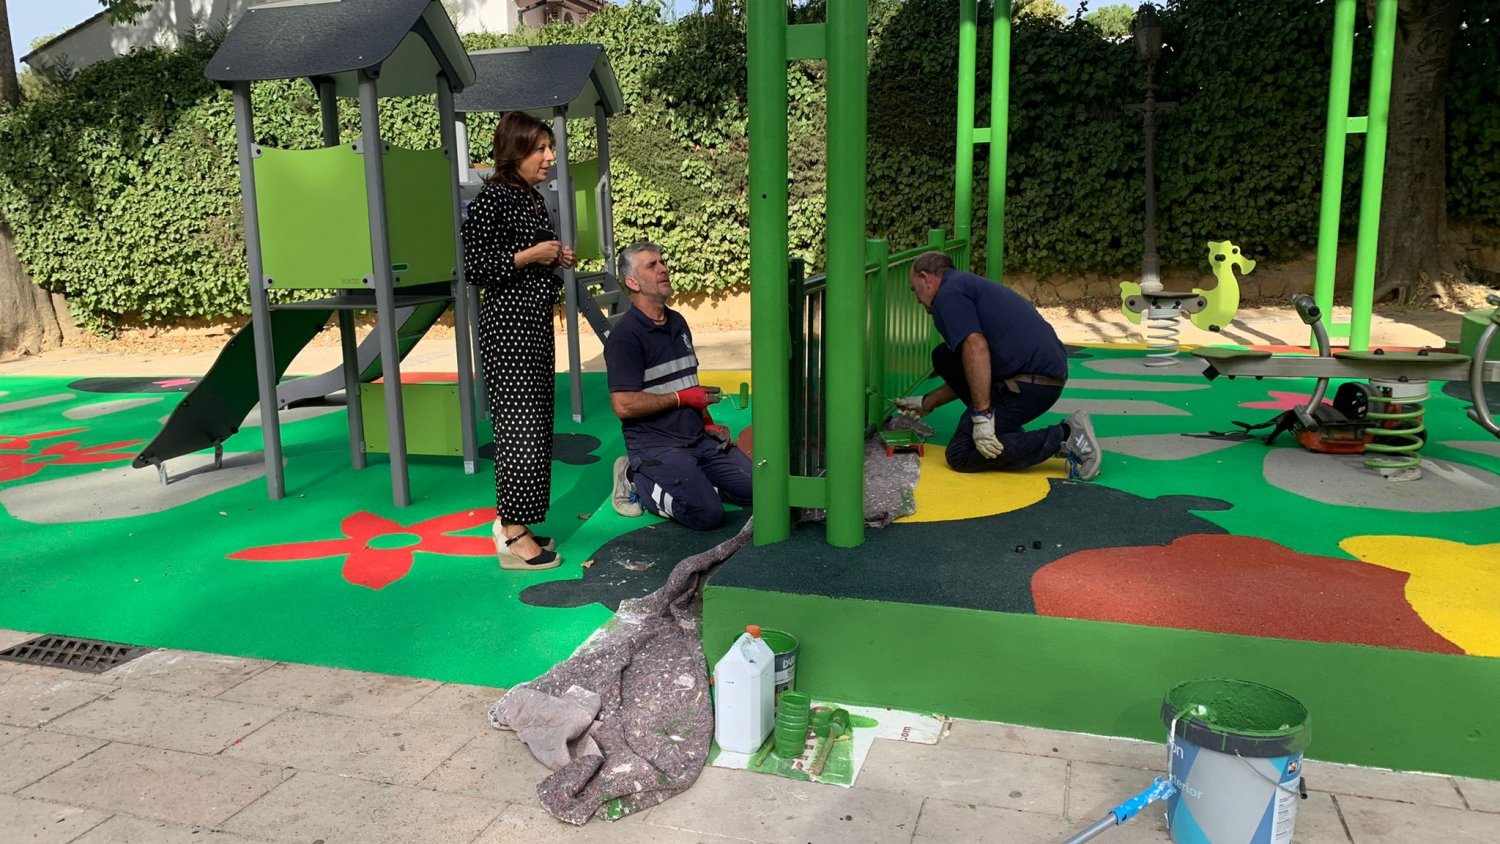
[206,0,475,97]
[455,45,624,119]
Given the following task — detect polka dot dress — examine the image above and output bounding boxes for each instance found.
[461,181,565,524]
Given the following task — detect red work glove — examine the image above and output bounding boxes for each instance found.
[676,386,715,410]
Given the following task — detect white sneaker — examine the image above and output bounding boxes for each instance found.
[611,456,643,517]
[1062,411,1102,480]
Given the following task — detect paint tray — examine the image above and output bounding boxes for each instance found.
[878,429,925,456]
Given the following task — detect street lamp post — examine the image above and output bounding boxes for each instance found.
[1129,3,1175,294]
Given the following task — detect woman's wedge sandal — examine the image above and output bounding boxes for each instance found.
[496,531,561,571]
[492,523,556,552]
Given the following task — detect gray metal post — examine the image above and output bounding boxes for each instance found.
[594,101,617,286]
[553,108,584,422]
[438,81,480,474]
[233,82,286,500]
[319,80,367,470]
[456,110,491,422]
[358,70,411,507]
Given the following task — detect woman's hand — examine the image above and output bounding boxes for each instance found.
[520,240,566,267]
[557,246,577,269]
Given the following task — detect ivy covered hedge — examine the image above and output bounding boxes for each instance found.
[0,0,1494,332]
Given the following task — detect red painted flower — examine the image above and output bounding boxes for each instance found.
[1241,391,1328,411]
[228,508,499,589]
[0,428,142,483]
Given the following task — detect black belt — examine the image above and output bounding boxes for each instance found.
[1006,373,1068,390]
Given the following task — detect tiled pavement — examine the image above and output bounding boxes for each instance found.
[1,629,1496,843]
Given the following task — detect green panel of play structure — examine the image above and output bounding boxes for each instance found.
[254,144,456,290]
[360,380,470,457]
[568,159,602,262]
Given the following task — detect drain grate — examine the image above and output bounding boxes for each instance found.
[0,635,152,674]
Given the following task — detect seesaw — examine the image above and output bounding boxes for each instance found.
[1192,294,1500,471]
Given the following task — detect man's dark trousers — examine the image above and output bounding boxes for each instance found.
[931,345,1068,473]
[627,436,752,530]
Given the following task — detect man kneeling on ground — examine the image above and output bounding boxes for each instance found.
[603,242,753,528]
[895,251,1102,480]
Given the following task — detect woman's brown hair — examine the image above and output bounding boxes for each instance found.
[487,111,554,193]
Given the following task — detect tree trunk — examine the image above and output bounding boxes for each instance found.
[1371,0,1463,303]
[0,219,64,359]
[0,0,20,107]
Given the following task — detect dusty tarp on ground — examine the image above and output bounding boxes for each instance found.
[489,518,754,825]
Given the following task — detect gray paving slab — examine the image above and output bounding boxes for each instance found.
[1455,776,1500,813]
[0,627,39,650]
[918,797,1160,844]
[0,722,24,747]
[98,649,275,697]
[1309,760,1468,808]
[0,665,116,728]
[72,814,272,844]
[0,729,107,793]
[1064,759,1162,820]
[0,451,271,523]
[220,770,502,844]
[217,662,441,719]
[418,729,552,800]
[1340,794,1500,843]
[944,719,1167,771]
[0,793,111,843]
[20,743,285,827]
[857,739,1069,815]
[43,687,283,755]
[476,803,739,843]
[223,709,473,786]
[646,764,923,844]
[397,681,507,733]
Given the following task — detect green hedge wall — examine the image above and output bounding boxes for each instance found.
[0,0,1494,332]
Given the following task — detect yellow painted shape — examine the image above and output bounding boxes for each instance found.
[1340,535,1500,657]
[699,370,751,395]
[898,449,1066,523]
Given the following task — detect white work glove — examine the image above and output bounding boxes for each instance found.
[971,409,1004,459]
[894,396,927,419]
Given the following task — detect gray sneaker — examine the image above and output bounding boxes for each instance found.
[611,456,643,517]
[1062,411,1102,480]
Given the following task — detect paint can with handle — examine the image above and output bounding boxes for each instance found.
[758,628,799,706]
[1161,679,1310,844]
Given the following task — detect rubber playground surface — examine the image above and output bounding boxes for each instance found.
[2,346,1499,692]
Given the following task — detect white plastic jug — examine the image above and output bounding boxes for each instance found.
[712,624,776,753]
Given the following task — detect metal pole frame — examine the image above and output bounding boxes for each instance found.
[232,82,286,501]
[986,0,1012,282]
[594,101,618,289]
[437,80,481,474]
[1349,0,1398,352]
[318,79,368,472]
[823,0,868,548]
[553,109,586,423]
[1313,0,1358,339]
[954,0,977,247]
[357,70,411,507]
[748,0,791,545]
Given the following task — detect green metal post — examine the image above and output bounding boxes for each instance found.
[985,1,1012,282]
[1349,0,1398,352]
[825,0,868,548]
[1313,0,1357,330]
[954,0,978,244]
[748,0,791,545]
[867,238,890,427]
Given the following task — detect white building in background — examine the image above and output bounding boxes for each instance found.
[21,0,606,74]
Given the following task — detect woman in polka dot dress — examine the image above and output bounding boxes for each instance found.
[461,112,575,571]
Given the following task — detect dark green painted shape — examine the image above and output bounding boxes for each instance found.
[702,586,1500,780]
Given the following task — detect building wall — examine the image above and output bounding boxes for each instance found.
[24,0,523,73]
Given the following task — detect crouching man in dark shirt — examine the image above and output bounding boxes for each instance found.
[603,242,753,528]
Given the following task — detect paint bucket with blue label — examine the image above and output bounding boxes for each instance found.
[758,628,798,706]
[1161,679,1310,844]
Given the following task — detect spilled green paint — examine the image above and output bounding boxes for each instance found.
[703,586,1500,780]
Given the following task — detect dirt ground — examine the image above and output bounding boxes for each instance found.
[47,276,1498,359]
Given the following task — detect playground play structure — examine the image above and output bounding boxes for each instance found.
[131,1,624,506]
